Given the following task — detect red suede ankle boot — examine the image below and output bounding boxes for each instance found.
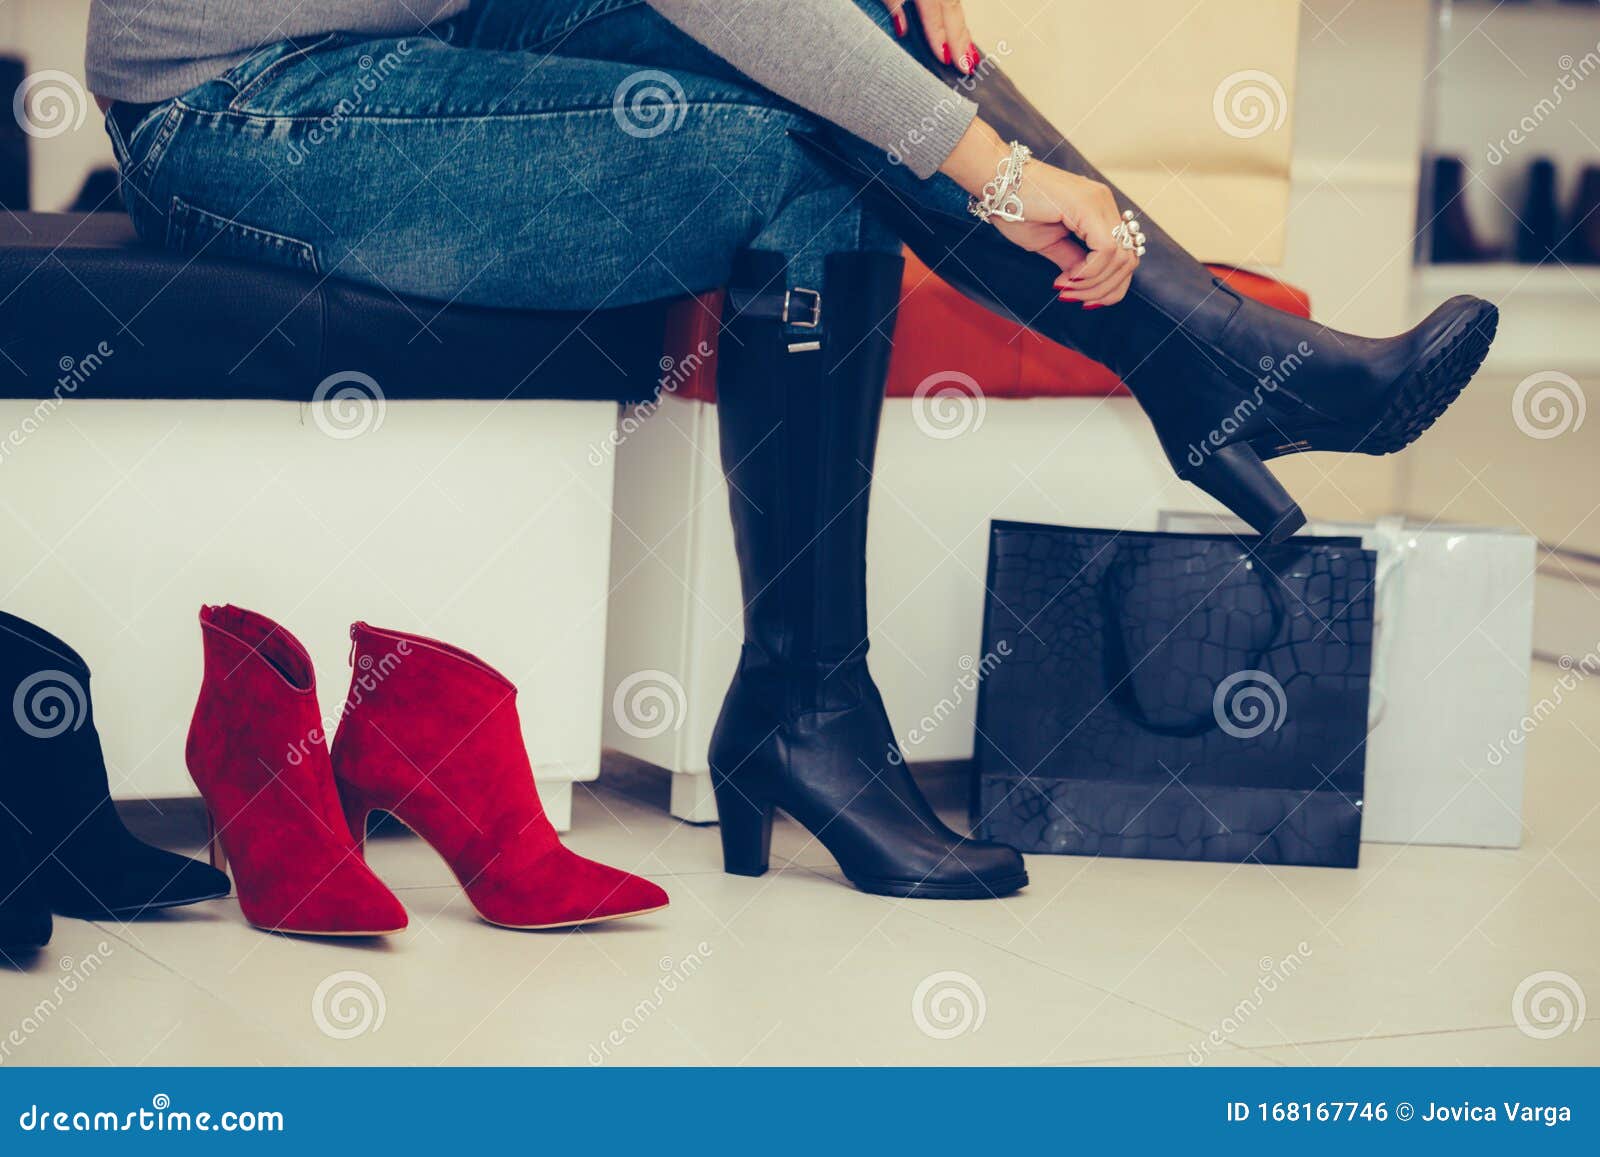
[187,606,408,936]
[332,623,669,929]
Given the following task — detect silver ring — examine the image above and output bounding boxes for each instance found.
[1111,208,1147,257]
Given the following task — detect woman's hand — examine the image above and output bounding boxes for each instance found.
[1001,160,1140,308]
[882,1,980,74]
[941,119,1140,307]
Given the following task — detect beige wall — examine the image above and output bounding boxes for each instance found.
[5,0,110,212]
[967,0,1300,265]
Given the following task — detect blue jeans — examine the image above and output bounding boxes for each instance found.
[109,0,961,324]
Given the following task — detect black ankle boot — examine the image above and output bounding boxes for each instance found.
[0,612,230,918]
[1516,158,1561,264]
[1429,156,1500,263]
[0,810,51,952]
[798,22,1497,543]
[709,250,1028,900]
[1563,165,1600,264]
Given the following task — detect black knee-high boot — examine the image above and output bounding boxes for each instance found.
[710,249,1024,902]
[709,250,1028,899]
[799,18,1498,543]
[0,612,230,918]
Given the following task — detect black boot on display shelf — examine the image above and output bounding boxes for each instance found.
[1516,158,1561,264]
[0,612,230,919]
[708,249,1028,900]
[1563,165,1600,265]
[1428,156,1501,264]
[798,15,1497,544]
[0,809,51,952]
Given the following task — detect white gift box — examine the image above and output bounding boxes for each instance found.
[1160,512,1537,848]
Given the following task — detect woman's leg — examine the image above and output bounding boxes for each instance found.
[788,7,1498,543]
[478,0,1497,542]
[453,0,975,216]
[122,30,891,310]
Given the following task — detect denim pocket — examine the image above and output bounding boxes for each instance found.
[166,196,321,274]
[224,32,347,113]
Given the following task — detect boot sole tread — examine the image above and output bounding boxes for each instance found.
[1365,299,1499,454]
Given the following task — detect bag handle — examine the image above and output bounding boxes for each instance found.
[1098,546,1287,738]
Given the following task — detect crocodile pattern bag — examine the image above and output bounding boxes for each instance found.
[973,521,1375,868]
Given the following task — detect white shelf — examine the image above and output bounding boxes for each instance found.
[1416,262,1600,300]
[1412,261,1600,374]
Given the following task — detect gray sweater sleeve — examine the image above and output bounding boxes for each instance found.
[646,0,976,179]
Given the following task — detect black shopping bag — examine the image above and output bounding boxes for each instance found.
[972,521,1374,868]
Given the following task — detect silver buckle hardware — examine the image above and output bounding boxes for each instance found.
[783,287,821,329]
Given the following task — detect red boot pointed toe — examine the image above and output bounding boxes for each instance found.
[565,853,670,924]
[188,606,408,937]
[470,845,669,929]
[332,623,669,930]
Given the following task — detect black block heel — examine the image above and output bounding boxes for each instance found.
[1185,443,1307,544]
[713,778,773,877]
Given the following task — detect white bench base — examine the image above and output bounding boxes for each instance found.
[0,398,621,831]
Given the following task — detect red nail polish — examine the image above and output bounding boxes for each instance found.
[942,43,953,65]
[1084,303,1105,311]
[972,46,983,65]
[892,10,907,36]
[967,46,981,70]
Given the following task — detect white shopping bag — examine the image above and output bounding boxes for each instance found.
[1160,511,1537,848]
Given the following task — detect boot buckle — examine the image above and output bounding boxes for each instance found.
[783,287,821,328]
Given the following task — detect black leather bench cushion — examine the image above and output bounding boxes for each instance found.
[0,213,665,403]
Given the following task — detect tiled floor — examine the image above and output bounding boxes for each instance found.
[4,658,1597,1067]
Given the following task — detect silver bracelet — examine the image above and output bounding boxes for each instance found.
[968,141,1032,223]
